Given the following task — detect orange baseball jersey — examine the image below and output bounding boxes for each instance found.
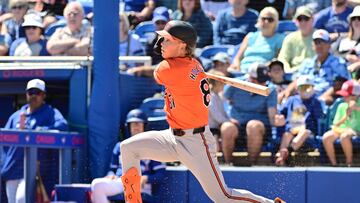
[154,57,210,129]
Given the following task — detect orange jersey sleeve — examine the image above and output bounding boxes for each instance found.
[154,57,209,129]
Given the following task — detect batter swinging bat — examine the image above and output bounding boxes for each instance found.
[205,72,271,96]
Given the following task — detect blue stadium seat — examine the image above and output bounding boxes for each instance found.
[276,20,297,33]
[44,19,67,38]
[199,44,235,59]
[140,97,169,130]
[134,21,156,44]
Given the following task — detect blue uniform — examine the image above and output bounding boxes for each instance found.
[1,104,68,181]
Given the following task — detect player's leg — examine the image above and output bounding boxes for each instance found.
[177,127,274,203]
[246,120,265,164]
[120,130,178,203]
[91,177,123,203]
[339,129,356,166]
[322,130,340,166]
[220,121,239,164]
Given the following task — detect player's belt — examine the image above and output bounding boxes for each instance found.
[172,126,205,136]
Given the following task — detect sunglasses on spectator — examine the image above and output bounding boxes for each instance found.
[261,17,274,23]
[67,11,80,16]
[155,20,167,25]
[24,26,38,30]
[297,16,311,22]
[11,5,25,10]
[314,39,327,45]
[351,16,360,21]
[26,89,42,96]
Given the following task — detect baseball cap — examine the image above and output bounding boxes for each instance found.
[297,75,314,88]
[22,14,43,28]
[293,6,313,20]
[156,20,197,47]
[336,80,360,97]
[26,79,46,92]
[348,5,360,21]
[212,52,229,63]
[126,109,147,123]
[312,29,331,43]
[152,6,170,23]
[268,59,284,70]
[249,63,270,83]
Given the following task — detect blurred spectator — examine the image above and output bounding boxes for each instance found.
[230,7,284,73]
[275,75,323,166]
[213,0,258,45]
[28,0,68,28]
[211,52,234,77]
[319,76,348,105]
[0,33,12,55]
[207,69,236,154]
[268,59,291,104]
[47,1,92,56]
[1,0,29,42]
[200,0,230,21]
[287,0,331,19]
[156,0,178,11]
[285,29,351,99]
[0,79,68,203]
[223,64,280,164]
[172,0,213,48]
[119,13,145,69]
[124,0,155,28]
[9,13,49,56]
[126,7,168,76]
[247,0,290,20]
[278,6,315,73]
[91,109,166,203]
[314,0,353,40]
[322,80,360,166]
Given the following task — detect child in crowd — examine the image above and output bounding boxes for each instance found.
[275,75,323,166]
[268,59,292,104]
[322,80,360,167]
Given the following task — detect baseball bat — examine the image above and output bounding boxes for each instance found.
[205,72,271,96]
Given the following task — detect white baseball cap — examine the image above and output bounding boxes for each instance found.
[26,79,46,92]
[348,6,360,21]
[22,13,43,28]
[297,75,314,88]
[312,29,330,43]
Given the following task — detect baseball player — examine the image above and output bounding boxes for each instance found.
[91,109,166,203]
[120,20,285,203]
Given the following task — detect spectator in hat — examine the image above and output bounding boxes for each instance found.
[268,59,292,104]
[229,7,285,74]
[314,0,353,40]
[284,29,351,99]
[47,1,92,56]
[223,63,281,164]
[9,13,49,56]
[1,78,68,203]
[286,0,331,19]
[278,6,315,73]
[1,0,29,42]
[213,0,258,46]
[322,80,360,166]
[172,0,213,48]
[274,75,323,166]
[211,52,233,77]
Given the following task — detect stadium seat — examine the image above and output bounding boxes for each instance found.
[44,19,67,38]
[140,97,169,130]
[198,44,235,59]
[134,21,156,44]
[276,20,297,33]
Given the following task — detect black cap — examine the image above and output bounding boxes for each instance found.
[156,20,197,47]
[249,63,270,83]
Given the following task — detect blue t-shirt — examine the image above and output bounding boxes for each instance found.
[279,95,324,134]
[109,142,166,188]
[223,76,277,125]
[295,54,350,95]
[124,0,155,12]
[314,6,353,33]
[1,104,68,181]
[214,7,258,45]
[240,31,285,73]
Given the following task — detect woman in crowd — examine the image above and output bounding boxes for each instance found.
[229,7,285,74]
[172,0,213,48]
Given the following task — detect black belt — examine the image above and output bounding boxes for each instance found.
[172,126,205,136]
